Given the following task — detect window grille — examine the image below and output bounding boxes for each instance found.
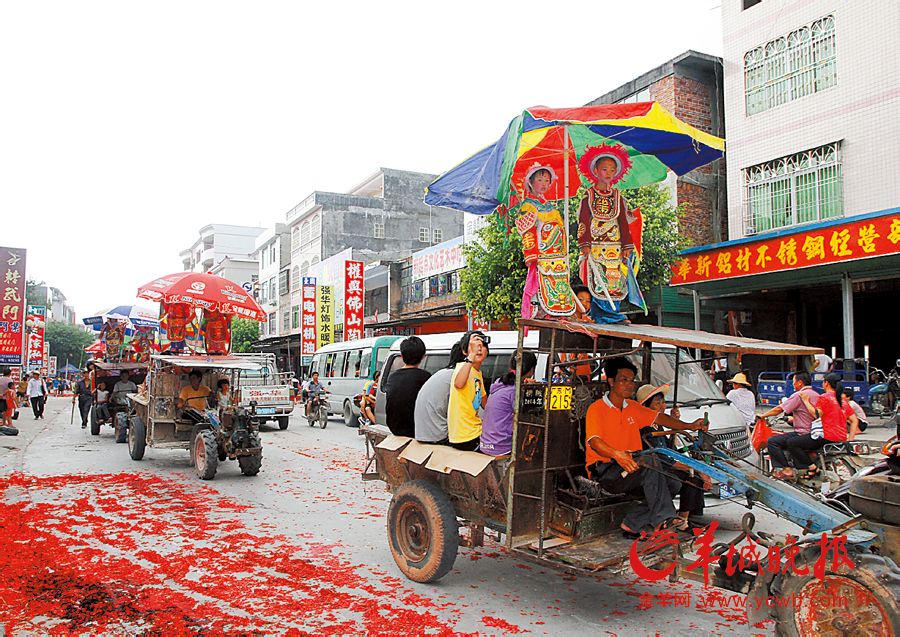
[374,221,385,239]
[743,142,842,235]
[419,227,429,243]
[744,15,835,116]
[432,228,443,244]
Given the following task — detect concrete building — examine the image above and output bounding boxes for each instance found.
[178,224,265,278]
[29,285,76,325]
[672,0,900,373]
[588,50,726,329]
[249,224,291,340]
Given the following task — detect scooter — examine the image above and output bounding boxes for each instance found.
[306,394,328,428]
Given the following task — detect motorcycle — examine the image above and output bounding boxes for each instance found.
[306,393,329,428]
[868,362,900,417]
[827,436,900,520]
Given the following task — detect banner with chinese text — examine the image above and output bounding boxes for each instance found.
[671,211,900,286]
[301,277,317,363]
[49,356,57,376]
[344,261,364,342]
[0,247,26,365]
[42,341,49,376]
[25,306,46,372]
[318,285,333,349]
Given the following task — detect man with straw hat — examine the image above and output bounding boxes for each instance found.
[726,372,756,427]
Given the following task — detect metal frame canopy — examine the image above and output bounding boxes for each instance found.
[521,319,823,356]
[91,361,150,372]
[150,355,263,371]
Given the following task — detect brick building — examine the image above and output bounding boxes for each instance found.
[588,50,726,328]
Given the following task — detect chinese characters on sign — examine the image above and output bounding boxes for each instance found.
[317,285,333,349]
[25,306,46,373]
[49,356,57,377]
[0,247,26,366]
[300,277,317,362]
[411,237,465,281]
[344,260,364,342]
[671,213,900,286]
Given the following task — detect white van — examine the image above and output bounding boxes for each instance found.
[374,331,751,459]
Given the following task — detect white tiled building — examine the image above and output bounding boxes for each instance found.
[250,224,291,338]
[723,0,900,239]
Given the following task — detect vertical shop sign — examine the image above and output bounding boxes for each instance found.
[49,356,57,377]
[42,341,50,376]
[301,277,317,363]
[25,306,46,372]
[0,247,26,365]
[343,260,364,342]
[318,285,333,349]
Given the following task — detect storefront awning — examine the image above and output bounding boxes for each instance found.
[670,207,900,295]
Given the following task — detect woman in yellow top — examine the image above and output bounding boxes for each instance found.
[448,331,489,451]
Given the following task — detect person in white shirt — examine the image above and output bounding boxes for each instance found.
[841,388,869,433]
[26,371,46,419]
[813,353,833,374]
[725,372,756,427]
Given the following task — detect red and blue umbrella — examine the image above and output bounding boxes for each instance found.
[425,102,725,215]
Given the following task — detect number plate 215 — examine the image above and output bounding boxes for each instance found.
[546,386,572,411]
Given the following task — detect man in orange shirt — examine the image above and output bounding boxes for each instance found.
[585,357,706,536]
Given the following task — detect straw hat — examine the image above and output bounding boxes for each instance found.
[727,372,752,387]
[636,383,669,406]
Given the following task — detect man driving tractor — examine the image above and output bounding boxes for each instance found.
[177,370,213,412]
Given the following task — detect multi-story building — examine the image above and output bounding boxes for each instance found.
[178,224,265,283]
[250,224,291,341]
[29,285,76,324]
[587,50,726,329]
[671,0,900,371]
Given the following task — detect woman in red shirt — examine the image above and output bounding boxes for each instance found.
[780,373,859,480]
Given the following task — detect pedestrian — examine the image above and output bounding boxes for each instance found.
[16,378,28,407]
[73,370,93,428]
[384,336,431,437]
[3,381,16,427]
[0,369,11,399]
[725,372,756,427]
[26,371,46,419]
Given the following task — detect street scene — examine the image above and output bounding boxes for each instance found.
[2,0,900,635]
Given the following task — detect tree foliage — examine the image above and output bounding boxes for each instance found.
[459,183,688,325]
[25,279,47,310]
[45,321,94,368]
[231,318,259,353]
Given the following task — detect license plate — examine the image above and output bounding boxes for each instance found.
[546,386,572,411]
[256,407,276,415]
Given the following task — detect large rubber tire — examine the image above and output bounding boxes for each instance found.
[90,406,100,436]
[277,416,289,430]
[127,416,145,460]
[194,429,218,480]
[114,412,128,443]
[387,480,459,583]
[849,475,900,525]
[343,401,354,426]
[771,550,900,637]
[238,433,262,476]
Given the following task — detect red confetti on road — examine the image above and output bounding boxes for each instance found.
[0,472,465,636]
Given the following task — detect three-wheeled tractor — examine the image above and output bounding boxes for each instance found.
[363,320,899,635]
[124,355,263,480]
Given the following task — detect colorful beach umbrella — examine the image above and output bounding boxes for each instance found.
[82,305,159,330]
[136,272,266,321]
[424,101,725,215]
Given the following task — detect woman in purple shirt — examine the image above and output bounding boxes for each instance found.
[480,352,538,456]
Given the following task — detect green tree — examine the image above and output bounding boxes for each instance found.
[45,321,94,369]
[231,318,260,353]
[459,183,688,325]
[25,279,47,310]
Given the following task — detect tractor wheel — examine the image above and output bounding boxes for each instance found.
[194,429,218,480]
[277,416,289,430]
[127,416,145,461]
[772,550,900,637]
[387,480,458,583]
[114,412,128,443]
[238,433,263,476]
[90,406,100,436]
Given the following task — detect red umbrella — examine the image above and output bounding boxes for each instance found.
[136,272,266,321]
[84,341,105,354]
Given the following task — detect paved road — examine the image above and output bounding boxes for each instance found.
[1,398,893,635]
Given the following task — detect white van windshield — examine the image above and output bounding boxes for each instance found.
[628,349,728,407]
